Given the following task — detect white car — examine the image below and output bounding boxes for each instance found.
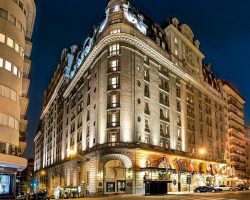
[214,185,233,191]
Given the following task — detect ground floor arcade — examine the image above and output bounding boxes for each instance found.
[34,147,237,198]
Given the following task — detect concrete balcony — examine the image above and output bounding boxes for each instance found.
[25,37,32,57]
[19,118,28,133]
[0,153,27,171]
[23,57,31,75]
[22,77,30,96]
[20,96,29,116]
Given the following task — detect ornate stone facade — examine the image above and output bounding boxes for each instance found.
[34,0,246,197]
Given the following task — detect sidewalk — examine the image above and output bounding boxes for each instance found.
[57,192,194,200]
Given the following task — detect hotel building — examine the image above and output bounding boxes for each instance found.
[0,0,36,198]
[34,0,242,197]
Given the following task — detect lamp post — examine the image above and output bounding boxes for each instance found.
[198,147,207,156]
[40,170,46,190]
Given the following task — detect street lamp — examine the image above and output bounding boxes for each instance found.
[198,147,207,156]
[40,170,46,190]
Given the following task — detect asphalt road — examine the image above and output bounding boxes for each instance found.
[66,191,250,200]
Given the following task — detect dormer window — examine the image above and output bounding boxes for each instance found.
[112,5,121,13]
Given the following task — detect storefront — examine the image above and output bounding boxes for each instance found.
[141,155,236,193]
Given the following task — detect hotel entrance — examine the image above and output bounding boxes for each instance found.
[104,160,126,194]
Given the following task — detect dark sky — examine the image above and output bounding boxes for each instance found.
[24,0,250,158]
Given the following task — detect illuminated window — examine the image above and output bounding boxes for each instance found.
[0,33,5,43]
[7,37,14,48]
[5,61,11,71]
[110,29,120,34]
[107,111,120,127]
[109,59,119,72]
[112,5,121,13]
[111,133,116,142]
[175,49,178,56]
[175,37,178,44]
[14,43,20,53]
[108,75,119,89]
[177,128,181,138]
[13,66,18,75]
[0,58,3,67]
[109,43,120,56]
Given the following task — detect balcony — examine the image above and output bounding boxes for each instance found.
[19,117,28,133]
[230,141,245,150]
[22,77,30,96]
[0,153,27,171]
[20,96,29,116]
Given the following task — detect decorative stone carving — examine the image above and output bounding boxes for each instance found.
[172,17,179,28]
[179,24,194,42]
[194,40,200,49]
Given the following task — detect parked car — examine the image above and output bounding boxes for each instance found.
[16,192,26,200]
[236,185,248,191]
[214,185,233,191]
[194,186,222,193]
[36,191,50,200]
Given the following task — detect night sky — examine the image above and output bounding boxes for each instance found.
[24,0,250,158]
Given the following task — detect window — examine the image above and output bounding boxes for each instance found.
[9,14,16,25]
[5,61,11,71]
[109,59,119,72]
[108,92,119,108]
[7,37,14,48]
[0,58,3,67]
[145,119,150,132]
[17,21,22,31]
[175,37,178,44]
[110,29,120,34]
[14,43,20,53]
[144,83,150,97]
[175,49,178,56]
[162,42,166,50]
[0,8,8,20]
[13,66,18,75]
[112,5,121,13]
[145,134,149,144]
[108,111,120,127]
[108,75,119,89]
[144,68,150,81]
[109,43,120,56]
[0,33,5,43]
[144,102,150,115]
[177,115,181,126]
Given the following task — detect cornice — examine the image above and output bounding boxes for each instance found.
[40,76,65,119]
[63,32,225,105]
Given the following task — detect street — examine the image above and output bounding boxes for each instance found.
[60,191,250,200]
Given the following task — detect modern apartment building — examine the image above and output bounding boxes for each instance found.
[223,82,247,181]
[34,0,241,197]
[245,127,250,182]
[0,0,35,198]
